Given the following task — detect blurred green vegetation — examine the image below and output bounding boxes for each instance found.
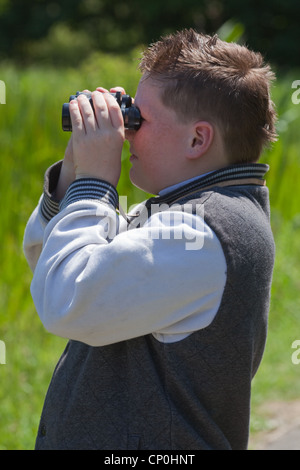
[0,0,299,67]
[0,6,299,450]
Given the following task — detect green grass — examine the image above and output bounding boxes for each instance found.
[249,71,300,434]
[0,58,300,449]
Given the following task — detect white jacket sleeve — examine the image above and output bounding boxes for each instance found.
[23,201,46,272]
[25,176,227,347]
[23,161,62,272]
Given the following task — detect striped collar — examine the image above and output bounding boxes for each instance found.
[145,163,269,208]
[158,171,213,197]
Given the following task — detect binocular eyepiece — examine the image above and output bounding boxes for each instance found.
[62,91,142,132]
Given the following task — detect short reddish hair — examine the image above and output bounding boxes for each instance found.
[139,29,277,163]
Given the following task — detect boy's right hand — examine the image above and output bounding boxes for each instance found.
[69,86,126,187]
[54,87,126,201]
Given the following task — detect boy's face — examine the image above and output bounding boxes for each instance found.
[125,76,193,194]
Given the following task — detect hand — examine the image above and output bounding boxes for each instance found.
[54,134,76,200]
[70,89,125,187]
[55,87,95,200]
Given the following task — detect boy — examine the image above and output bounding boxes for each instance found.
[24,29,276,450]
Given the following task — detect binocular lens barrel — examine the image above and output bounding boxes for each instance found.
[62,91,142,132]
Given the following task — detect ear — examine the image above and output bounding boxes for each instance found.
[187,121,214,160]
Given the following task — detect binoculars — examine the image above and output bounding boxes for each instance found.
[62,91,142,132]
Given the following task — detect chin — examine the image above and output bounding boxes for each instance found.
[129,170,156,195]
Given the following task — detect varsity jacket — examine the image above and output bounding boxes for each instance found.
[23,162,275,450]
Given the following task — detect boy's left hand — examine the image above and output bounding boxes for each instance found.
[69,89,125,187]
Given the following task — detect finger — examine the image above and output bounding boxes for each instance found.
[69,99,85,133]
[109,86,134,104]
[92,91,110,129]
[96,86,109,93]
[109,86,126,95]
[103,93,124,130]
[77,93,97,132]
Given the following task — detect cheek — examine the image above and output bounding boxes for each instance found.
[140,122,169,152]
[134,121,181,172]
[134,126,156,161]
